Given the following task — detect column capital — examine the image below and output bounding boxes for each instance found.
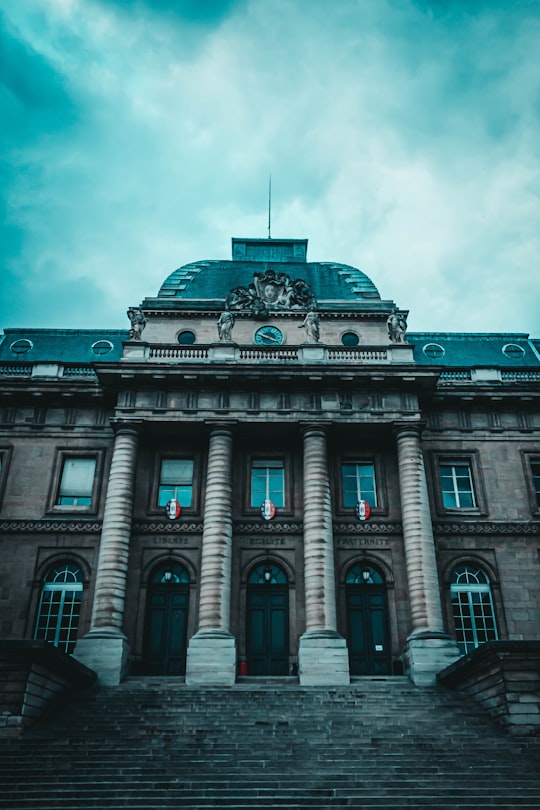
[300,421,328,437]
[393,420,426,440]
[204,420,238,432]
[110,418,143,436]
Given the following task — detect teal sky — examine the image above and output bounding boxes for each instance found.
[1,0,540,334]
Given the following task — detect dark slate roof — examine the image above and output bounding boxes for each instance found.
[409,333,540,368]
[145,259,390,312]
[0,329,128,364]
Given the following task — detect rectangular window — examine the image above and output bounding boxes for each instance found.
[531,460,540,507]
[439,462,477,509]
[250,460,285,508]
[56,457,97,506]
[158,459,194,507]
[342,463,377,508]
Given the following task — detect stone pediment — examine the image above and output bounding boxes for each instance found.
[225,268,315,316]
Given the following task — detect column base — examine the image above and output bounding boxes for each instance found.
[403,631,461,686]
[73,630,130,686]
[298,630,350,686]
[185,630,236,686]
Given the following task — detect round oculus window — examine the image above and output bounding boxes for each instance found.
[423,343,445,359]
[91,340,114,355]
[502,343,525,359]
[178,330,196,345]
[10,339,33,354]
[341,332,360,347]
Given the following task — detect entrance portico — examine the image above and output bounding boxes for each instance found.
[73,235,461,688]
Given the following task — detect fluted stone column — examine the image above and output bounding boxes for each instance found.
[185,427,236,685]
[74,423,139,685]
[298,426,349,685]
[395,424,460,685]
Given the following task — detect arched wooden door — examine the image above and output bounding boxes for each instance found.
[246,563,289,676]
[143,563,190,675]
[346,564,391,676]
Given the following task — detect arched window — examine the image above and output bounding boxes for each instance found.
[450,564,498,655]
[248,562,288,585]
[345,564,384,585]
[34,562,84,654]
[149,563,190,585]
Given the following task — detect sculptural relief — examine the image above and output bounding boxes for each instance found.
[226,268,315,316]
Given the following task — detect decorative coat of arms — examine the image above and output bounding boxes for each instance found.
[225,268,315,316]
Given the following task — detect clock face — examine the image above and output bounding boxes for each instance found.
[254,325,284,346]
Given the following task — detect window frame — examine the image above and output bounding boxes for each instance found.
[335,456,387,517]
[449,563,499,656]
[48,449,104,515]
[431,452,486,516]
[245,455,292,516]
[148,453,199,515]
[33,560,84,654]
[0,446,13,512]
[522,452,540,516]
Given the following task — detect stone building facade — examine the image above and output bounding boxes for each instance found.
[1,237,539,688]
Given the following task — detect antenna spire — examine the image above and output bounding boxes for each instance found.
[267,174,272,239]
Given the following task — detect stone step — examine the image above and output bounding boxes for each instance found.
[1,678,539,810]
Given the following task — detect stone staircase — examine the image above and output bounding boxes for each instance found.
[1,676,540,808]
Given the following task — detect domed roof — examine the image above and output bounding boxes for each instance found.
[142,238,394,313]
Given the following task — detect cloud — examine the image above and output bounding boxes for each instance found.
[1,0,539,336]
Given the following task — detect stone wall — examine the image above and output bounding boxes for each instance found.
[437,641,540,735]
[0,640,96,735]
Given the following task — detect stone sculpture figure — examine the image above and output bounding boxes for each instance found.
[299,311,320,343]
[387,312,407,344]
[217,311,235,342]
[127,308,147,341]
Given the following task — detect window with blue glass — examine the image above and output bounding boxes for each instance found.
[34,562,84,654]
[450,565,498,655]
[250,460,285,508]
[56,457,97,507]
[439,461,477,509]
[341,463,377,508]
[158,459,194,507]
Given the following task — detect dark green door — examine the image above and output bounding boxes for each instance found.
[246,587,289,675]
[346,568,391,675]
[143,564,190,675]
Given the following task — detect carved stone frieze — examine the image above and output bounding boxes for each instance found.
[333,522,403,534]
[0,520,102,533]
[133,521,204,533]
[2,518,537,536]
[433,521,540,535]
[233,521,303,534]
